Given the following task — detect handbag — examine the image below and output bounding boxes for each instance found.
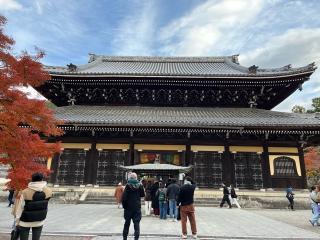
[10,228,19,240]
[177,206,181,221]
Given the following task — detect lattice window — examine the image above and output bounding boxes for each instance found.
[274,156,297,176]
[192,151,222,188]
[56,149,87,185]
[234,152,263,189]
[96,150,127,185]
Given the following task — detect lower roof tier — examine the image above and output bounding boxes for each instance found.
[54,105,320,130]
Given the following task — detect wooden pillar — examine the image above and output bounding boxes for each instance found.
[90,142,98,185]
[181,150,186,166]
[129,142,134,165]
[298,144,307,189]
[84,142,96,185]
[262,142,272,188]
[223,141,233,185]
[186,144,191,166]
[49,153,60,184]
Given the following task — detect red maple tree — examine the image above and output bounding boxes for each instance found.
[305,147,320,170]
[0,16,62,190]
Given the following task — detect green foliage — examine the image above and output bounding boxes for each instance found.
[292,105,306,113]
[292,97,320,113]
[307,168,320,187]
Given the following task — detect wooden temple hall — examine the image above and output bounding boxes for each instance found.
[36,55,320,189]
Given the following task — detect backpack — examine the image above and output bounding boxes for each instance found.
[158,189,166,202]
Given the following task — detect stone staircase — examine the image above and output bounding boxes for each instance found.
[81,191,222,206]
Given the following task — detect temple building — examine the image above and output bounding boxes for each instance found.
[37,55,320,189]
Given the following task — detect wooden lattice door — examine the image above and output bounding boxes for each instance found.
[96,150,127,185]
[192,151,222,188]
[233,152,263,189]
[56,149,87,185]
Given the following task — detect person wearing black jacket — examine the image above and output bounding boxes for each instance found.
[122,172,145,240]
[177,177,197,239]
[219,183,232,208]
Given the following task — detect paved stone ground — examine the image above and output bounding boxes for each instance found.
[0,203,320,239]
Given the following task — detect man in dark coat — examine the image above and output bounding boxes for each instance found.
[177,177,197,239]
[122,172,145,240]
[219,183,232,208]
[166,178,180,221]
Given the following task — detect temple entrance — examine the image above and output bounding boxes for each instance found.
[56,149,87,185]
[192,151,223,188]
[233,152,263,189]
[121,164,192,184]
[96,150,127,185]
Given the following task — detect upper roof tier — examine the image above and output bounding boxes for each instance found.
[45,54,316,78]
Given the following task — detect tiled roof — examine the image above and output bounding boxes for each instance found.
[54,106,320,129]
[45,55,316,77]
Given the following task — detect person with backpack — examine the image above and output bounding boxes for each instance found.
[286,185,295,210]
[156,182,168,220]
[12,172,52,240]
[229,184,241,208]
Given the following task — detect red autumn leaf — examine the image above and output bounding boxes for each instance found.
[0,16,63,190]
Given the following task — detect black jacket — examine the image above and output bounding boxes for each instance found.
[20,191,49,222]
[166,183,180,200]
[121,182,145,211]
[177,183,196,206]
[223,186,229,196]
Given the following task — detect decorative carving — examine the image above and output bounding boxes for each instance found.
[248,65,258,74]
[67,63,77,72]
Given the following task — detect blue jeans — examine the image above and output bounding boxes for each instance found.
[310,203,319,225]
[169,199,177,219]
[159,201,167,219]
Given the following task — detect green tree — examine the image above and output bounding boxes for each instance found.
[292,105,306,113]
[311,97,320,112]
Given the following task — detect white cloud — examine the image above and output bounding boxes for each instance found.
[112,1,158,56]
[35,0,44,15]
[239,28,320,112]
[160,0,264,56]
[240,28,320,67]
[0,0,22,11]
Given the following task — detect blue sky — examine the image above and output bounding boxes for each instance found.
[1,0,320,111]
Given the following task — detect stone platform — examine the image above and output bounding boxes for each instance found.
[0,203,319,239]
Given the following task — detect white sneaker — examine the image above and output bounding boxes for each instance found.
[192,234,198,239]
[174,219,178,222]
[181,235,187,239]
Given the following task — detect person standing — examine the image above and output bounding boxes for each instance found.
[220,183,232,208]
[122,172,145,240]
[8,188,15,207]
[229,185,241,208]
[309,185,320,226]
[144,181,152,216]
[157,182,168,220]
[114,182,124,208]
[286,185,295,210]
[177,176,197,239]
[150,181,160,216]
[12,172,52,240]
[167,178,180,221]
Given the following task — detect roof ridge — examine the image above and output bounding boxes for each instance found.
[90,54,237,63]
